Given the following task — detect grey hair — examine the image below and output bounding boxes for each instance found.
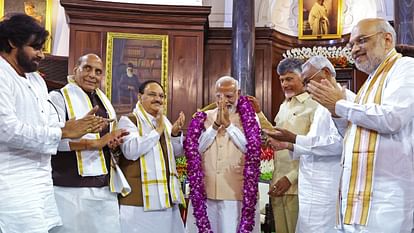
[303,55,336,77]
[215,76,240,90]
[276,58,304,76]
[376,20,396,47]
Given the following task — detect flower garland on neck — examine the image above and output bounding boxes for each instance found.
[184,95,261,233]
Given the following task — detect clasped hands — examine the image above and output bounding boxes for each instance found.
[62,106,114,139]
[213,99,231,130]
[154,107,186,137]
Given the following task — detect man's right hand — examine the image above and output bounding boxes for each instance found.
[61,106,107,139]
[268,176,292,197]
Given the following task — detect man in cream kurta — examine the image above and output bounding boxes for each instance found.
[118,80,186,233]
[186,76,260,233]
[308,18,414,232]
[266,58,318,233]
[0,14,104,233]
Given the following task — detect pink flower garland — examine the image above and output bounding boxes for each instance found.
[184,96,261,233]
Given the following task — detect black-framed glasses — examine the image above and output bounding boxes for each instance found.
[346,31,383,49]
[303,69,322,85]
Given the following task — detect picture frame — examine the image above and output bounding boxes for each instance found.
[105,32,169,116]
[298,0,343,40]
[0,0,52,53]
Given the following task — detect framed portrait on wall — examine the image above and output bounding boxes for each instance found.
[0,0,52,53]
[298,0,343,39]
[105,32,169,116]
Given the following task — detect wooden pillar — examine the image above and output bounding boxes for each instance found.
[394,0,414,45]
[231,0,255,95]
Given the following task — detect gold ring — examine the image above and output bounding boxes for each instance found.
[87,128,92,133]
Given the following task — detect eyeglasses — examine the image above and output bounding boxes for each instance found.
[346,31,383,49]
[303,69,322,85]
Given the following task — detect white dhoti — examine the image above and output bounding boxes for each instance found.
[120,204,185,233]
[186,199,260,233]
[50,186,120,233]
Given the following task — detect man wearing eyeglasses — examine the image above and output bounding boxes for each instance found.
[308,18,414,233]
[264,56,348,233]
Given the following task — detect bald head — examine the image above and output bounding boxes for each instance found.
[352,18,396,47]
[74,53,104,92]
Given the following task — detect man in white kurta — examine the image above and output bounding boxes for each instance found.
[0,14,104,233]
[308,18,414,232]
[265,56,347,233]
[118,81,186,233]
[186,76,260,233]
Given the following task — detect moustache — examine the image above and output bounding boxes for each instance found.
[151,101,163,105]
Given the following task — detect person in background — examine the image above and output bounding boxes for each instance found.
[24,1,43,24]
[267,58,318,233]
[49,53,128,233]
[307,18,414,232]
[308,0,329,35]
[0,14,105,233]
[118,80,186,233]
[119,62,141,106]
[265,56,344,233]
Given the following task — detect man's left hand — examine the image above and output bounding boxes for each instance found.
[307,79,345,116]
[263,128,296,143]
[171,111,185,136]
[246,95,260,113]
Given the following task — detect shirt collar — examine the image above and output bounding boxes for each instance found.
[289,92,310,103]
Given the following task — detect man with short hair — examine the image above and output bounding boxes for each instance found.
[308,18,414,232]
[0,14,104,233]
[118,80,186,233]
[268,58,318,233]
[49,53,128,233]
[265,56,345,233]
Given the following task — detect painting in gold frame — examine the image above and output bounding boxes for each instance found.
[105,32,169,116]
[298,0,343,40]
[0,0,52,53]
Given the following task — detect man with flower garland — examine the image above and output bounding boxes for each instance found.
[267,58,318,233]
[117,80,186,233]
[186,76,260,233]
[264,56,346,233]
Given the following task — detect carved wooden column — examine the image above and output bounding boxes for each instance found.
[394,0,414,45]
[231,0,255,95]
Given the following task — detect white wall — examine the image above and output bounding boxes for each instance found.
[51,0,395,56]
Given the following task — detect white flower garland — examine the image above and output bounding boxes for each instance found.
[283,46,354,67]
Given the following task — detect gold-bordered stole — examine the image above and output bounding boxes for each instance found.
[343,49,401,225]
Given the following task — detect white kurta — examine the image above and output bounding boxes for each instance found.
[291,105,342,233]
[0,56,62,233]
[48,90,121,233]
[334,57,414,232]
[118,112,185,233]
[185,123,260,233]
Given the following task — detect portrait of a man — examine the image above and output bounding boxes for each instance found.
[2,0,46,27]
[105,32,168,116]
[299,0,343,39]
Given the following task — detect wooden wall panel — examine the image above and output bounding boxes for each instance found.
[61,0,210,123]
[169,34,204,129]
